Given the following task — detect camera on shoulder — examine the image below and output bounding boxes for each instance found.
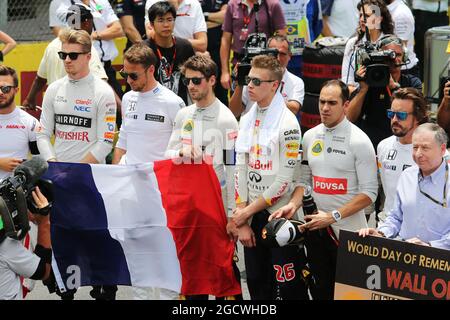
[0,156,53,243]
[233,33,279,86]
[354,41,396,87]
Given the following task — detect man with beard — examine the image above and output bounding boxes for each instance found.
[0,65,40,181]
[165,55,241,300]
[112,43,184,300]
[377,88,429,221]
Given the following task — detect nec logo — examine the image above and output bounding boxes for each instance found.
[74,105,91,112]
[313,176,347,194]
[249,171,262,183]
[386,149,397,160]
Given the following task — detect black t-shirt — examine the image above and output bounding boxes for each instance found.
[145,37,195,104]
[200,0,229,52]
[115,0,147,50]
[352,73,423,149]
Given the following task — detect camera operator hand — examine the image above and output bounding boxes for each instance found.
[355,66,368,91]
[0,157,23,172]
[388,74,401,91]
[28,186,50,225]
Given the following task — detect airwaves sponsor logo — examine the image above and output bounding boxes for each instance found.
[313,176,347,194]
[311,140,323,156]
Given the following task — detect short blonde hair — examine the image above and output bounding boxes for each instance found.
[59,28,91,53]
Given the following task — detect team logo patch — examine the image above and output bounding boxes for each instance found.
[313,176,347,195]
[311,140,323,156]
[286,142,299,151]
[183,119,194,133]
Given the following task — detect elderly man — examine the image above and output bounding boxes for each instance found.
[360,123,450,250]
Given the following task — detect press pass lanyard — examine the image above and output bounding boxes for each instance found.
[241,3,254,29]
[419,162,448,208]
[156,37,177,78]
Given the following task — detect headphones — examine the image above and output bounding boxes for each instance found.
[377,34,409,65]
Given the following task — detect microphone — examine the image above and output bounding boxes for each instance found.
[13,156,49,187]
[261,218,306,248]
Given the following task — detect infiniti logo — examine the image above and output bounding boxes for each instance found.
[249,171,262,183]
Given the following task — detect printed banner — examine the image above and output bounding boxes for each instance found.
[335,230,450,300]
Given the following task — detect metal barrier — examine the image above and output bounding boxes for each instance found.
[0,0,120,43]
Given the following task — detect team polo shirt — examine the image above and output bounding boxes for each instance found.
[117,83,185,164]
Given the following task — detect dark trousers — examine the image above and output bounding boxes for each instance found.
[413,9,449,81]
[305,229,338,300]
[244,210,309,300]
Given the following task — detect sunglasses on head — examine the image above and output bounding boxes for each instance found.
[0,85,15,94]
[386,109,412,121]
[182,77,205,86]
[244,76,276,86]
[57,51,89,60]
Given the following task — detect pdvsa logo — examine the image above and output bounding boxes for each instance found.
[313,176,347,194]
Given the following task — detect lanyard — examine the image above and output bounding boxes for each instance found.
[418,162,448,208]
[241,3,254,28]
[155,37,177,78]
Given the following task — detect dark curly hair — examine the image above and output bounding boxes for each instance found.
[356,0,394,42]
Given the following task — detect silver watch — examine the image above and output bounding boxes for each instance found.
[331,210,342,222]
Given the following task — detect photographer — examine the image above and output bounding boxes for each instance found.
[0,187,51,300]
[220,0,286,91]
[346,34,422,149]
[229,35,304,118]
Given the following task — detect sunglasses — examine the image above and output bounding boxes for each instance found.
[119,68,149,81]
[244,76,276,86]
[0,85,15,94]
[182,77,205,86]
[57,51,89,60]
[386,109,412,121]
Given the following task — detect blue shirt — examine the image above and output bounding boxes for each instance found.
[378,159,450,250]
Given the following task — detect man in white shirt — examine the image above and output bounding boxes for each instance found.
[112,43,185,300]
[377,87,429,221]
[0,65,41,181]
[386,0,419,76]
[52,0,125,98]
[229,35,305,118]
[145,0,208,52]
[23,3,107,110]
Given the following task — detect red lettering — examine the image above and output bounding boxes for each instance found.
[386,268,402,289]
[313,176,347,194]
[399,272,412,292]
[75,99,92,105]
[431,279,448,299]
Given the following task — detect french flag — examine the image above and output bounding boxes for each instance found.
[43,160,241,297]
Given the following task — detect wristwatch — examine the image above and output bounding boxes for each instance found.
[331,210,342,222]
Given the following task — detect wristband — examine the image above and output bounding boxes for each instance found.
[34,244,52,264]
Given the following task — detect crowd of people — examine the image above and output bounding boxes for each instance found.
[0,0,449,300]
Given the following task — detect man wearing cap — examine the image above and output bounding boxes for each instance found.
[23,3,107,110]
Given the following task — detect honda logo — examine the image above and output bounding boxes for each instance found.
[249,171,262,183]
[386,149,397,160]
